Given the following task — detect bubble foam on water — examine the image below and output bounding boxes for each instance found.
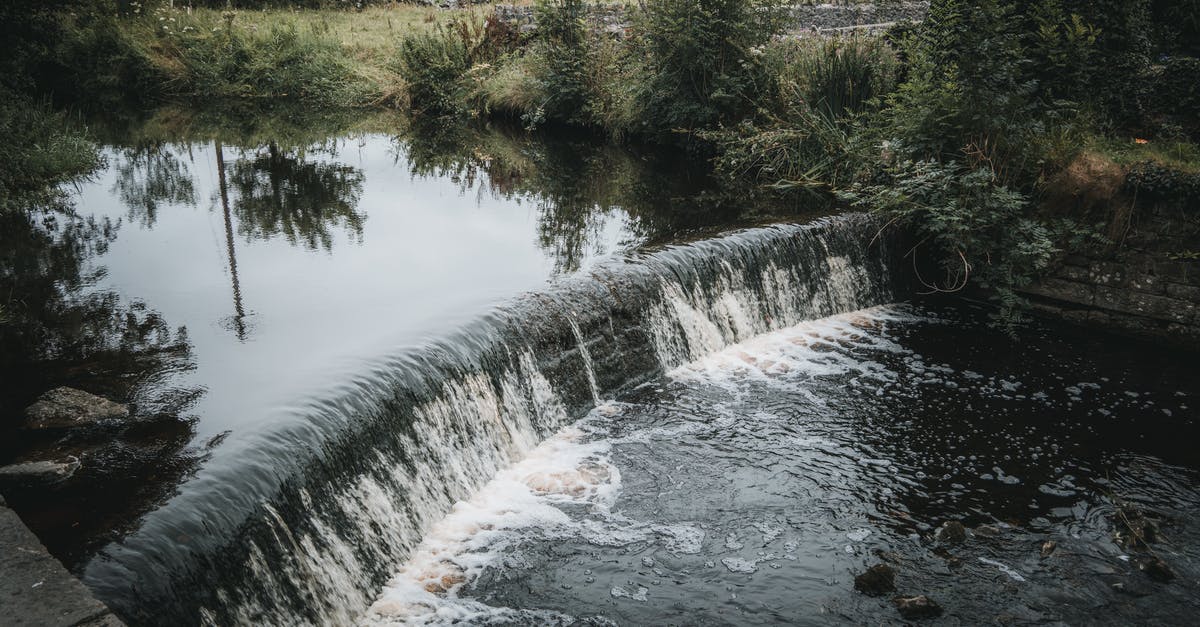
[364,426,617,625]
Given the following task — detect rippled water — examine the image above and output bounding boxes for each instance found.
[364,303,1200,625]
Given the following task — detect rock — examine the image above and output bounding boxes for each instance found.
[935,520,967,544]
[1040,540,1057,558]
[1136,555,1176,582]
[0,458,80,489]
[892,595,943,619]
[854,563,896,596]
[1114,508,1163,548]
[23,387,128,430]
[973,524,1002,537]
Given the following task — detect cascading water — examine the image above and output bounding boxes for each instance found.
[82,213,903,625]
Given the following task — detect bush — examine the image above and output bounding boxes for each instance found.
[469,53,548,119]
[839,161,1059,323]
[175,22,369,105]
[706,35,897,196]
[397,22,480,115]
[1152,56,1200,117]
[1126,160,1200,204]
[632,0,784,135]
[769,35,900,122]
[533,0,590,124]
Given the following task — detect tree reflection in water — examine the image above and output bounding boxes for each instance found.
[227,141,365,252]
[397,119,773,274]
[0,204,205,569]
[113,142,197,228]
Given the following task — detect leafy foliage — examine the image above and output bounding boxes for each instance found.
[397,23,478,115]
[631,0,784,134]
[532,0,590,124]
[839,161,1057,323]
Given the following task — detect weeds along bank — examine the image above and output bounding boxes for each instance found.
[3,0,1200,329]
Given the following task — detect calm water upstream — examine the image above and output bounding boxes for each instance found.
[2,111,1196,625]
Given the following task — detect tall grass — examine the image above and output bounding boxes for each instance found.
[0,90,102,209]
[707,34,899,194]
[772,35,899,121]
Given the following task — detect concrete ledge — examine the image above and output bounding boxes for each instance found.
[1,495,124,626]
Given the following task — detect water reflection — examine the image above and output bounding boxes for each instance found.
[0,204,204,567]
[113,143,197,227]
[398,119,758,273]
[4,105,799,571]
[226,141,365,252]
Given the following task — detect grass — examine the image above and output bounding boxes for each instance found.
[1091,136,1200,173]
[0,91,102,209]
[104,3,508,107]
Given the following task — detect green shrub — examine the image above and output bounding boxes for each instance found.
[470,52,548,119]
[839,161,1059,323]
[1153,56,1200,117]
[533,0,590,124]
[707,35,897,196]
[707,112,859,200]
[174,22,370,105]
[632,0,784,135]
[397,22,479,115]
[1126,160,1200,204]
[770,36,900,122]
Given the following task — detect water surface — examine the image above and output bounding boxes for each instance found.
[365,302,1200,625]
[2,112,774,566]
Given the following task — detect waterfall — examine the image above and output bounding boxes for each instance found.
[83,213,904,625]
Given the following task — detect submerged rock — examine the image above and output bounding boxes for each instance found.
[1136,555,1176,582]
[973,524,1002,537]
[0,458,80,488]
[892,594,943,619]
[935,520,967,544]
[854,563,896,596]
[1040,540,1057,558]
[23,387,129,430]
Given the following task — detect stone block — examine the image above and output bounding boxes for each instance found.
[1094,287,1194,324]
[1,503,124,626]
[1023,278,1094,306]
[1166,282,1200,303]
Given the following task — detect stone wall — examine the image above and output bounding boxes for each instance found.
[492,2,928,35]
[1022,203,1200,350]
[0,494,123,626]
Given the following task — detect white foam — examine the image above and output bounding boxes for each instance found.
[668,306,916,388]
[363,426,618,624]
[720,557,759,574]
[978,557,1026,582]
[364,306,916,623]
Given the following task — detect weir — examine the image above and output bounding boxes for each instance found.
[82,213,904,625]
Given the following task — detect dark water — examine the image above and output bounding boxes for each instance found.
[363,302,1200,625]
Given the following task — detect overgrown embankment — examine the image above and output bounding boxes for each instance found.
[386,0,1200,327]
